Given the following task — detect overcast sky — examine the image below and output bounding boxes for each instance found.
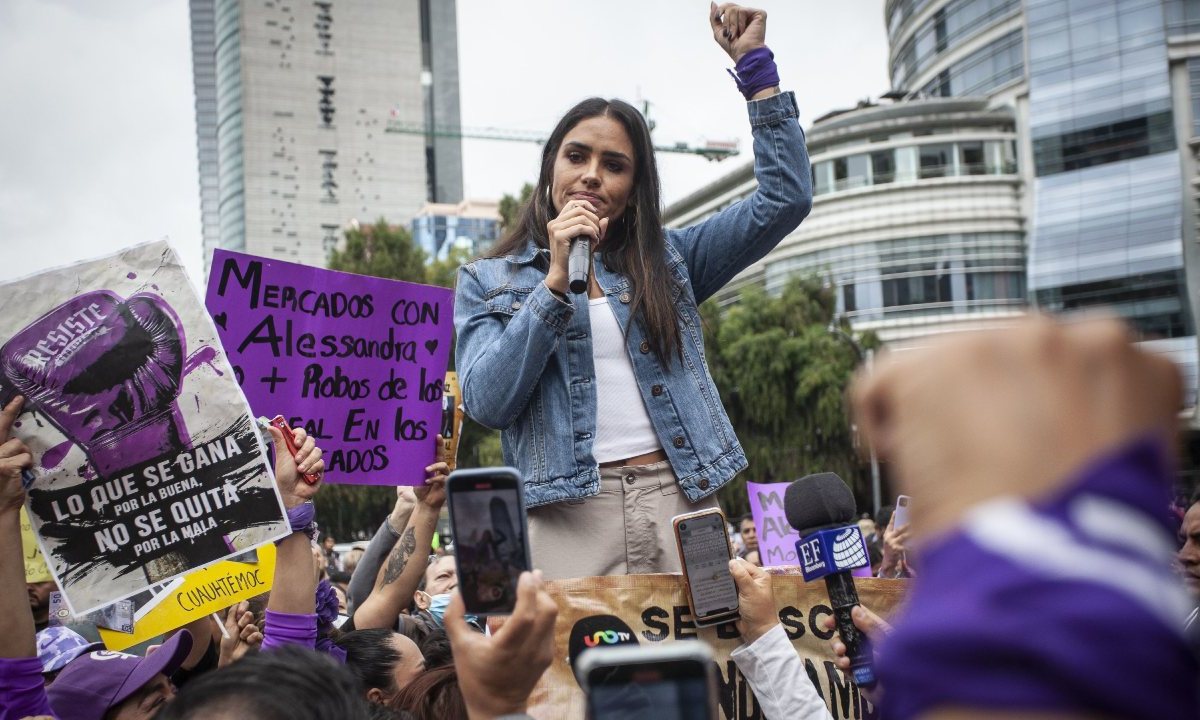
[0,0,888,286]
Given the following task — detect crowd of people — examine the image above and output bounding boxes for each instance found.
[2,3,1200,719]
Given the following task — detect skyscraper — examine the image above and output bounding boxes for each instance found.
[189,0,463,270]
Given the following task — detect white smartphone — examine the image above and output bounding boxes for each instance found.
[893,495,911,530]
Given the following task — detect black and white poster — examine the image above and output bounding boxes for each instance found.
[0,241,288,615]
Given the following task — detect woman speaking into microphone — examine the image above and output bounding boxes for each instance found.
[453,3,812,578]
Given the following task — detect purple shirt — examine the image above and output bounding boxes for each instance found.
[260,610,317,651]
[0,656,54,720]
[877,438,1200,720]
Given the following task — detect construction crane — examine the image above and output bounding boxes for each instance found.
[385,119,740,161]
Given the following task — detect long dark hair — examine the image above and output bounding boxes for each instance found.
[488,97,681,364]
[336,629,403,695]
[388,666,467,720]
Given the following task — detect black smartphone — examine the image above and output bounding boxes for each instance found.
[579,642,718,720]
[673,508,740,627]
[446,467,531,615]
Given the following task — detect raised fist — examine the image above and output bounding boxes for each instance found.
[2,291,187,477]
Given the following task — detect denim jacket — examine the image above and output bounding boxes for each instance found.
[454,91,812,508]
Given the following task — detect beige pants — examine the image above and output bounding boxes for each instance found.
[528,461,720,579]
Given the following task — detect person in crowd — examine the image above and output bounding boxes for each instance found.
[321,534,342,575]
[737,515,759,564]
[865,505,891,571]
[388,665,467,720]
[0,397,327,720]
[875,510,913,578]
[344,455,450,637]
[156,645,372,720]
[726,557,833,720]
[442,570,557,720]
[26,581,54,634]
[453,3,812,578]
[1179,492,1200,635]
[34,627,101,686]
[343,547,366,578]
[335,629,426,705]
[852,314,1200,719]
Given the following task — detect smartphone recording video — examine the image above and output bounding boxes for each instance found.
[447,467,531,616]
[581,642,718,720]
[673,509,739,627]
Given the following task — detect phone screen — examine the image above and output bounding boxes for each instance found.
[678,513,738,621]
[588,663,711,720]
[450,474,529,615]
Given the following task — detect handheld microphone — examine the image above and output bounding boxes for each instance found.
[568,236,591,294]
[784,472,876,688]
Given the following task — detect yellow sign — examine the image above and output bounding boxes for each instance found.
[21,507,52,583]
[98,543,276,651]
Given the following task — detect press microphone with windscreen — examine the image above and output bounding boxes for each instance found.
[568,237,591,294]
[784,472,877,688]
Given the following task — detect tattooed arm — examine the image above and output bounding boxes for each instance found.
[350,464,447,631]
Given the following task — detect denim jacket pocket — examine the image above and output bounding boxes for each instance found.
[484,286,534,317]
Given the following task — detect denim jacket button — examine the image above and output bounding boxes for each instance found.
[624,473,636,485]
[639,341,650,354]
[699,478,710,490]
[672,436,685,448]
[619,292,631,304]
[511,300,522,310]
[651,384,664,397]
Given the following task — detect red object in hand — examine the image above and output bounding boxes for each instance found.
[270,415,320,485]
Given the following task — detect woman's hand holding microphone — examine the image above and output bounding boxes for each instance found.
[545,199,608,298]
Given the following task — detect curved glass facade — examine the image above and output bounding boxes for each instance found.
[891,0,1021,91]
[812,138,1016,196]
[765,233,1026,322]
[918,29,1023,97]
[214,0,245,251]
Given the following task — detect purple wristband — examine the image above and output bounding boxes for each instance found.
[280,502,317,543]
[727,46,779,100]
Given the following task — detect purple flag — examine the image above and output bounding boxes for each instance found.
[205,250,454,486]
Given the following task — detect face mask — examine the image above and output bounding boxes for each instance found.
[423,592,479,630]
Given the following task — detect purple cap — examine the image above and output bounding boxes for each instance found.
[35,626,104,675]
[47,630,193,720]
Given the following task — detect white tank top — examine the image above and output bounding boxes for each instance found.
[588,297,661,463]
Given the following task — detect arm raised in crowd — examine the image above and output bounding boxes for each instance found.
[0,397,34,659]
[0,396,56,719]
[346,486,416,615]
[351,457,448,630]
[261,425,325,650]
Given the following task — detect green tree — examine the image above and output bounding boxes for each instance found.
[330,219,427,282]
[498,183,534,235]
[702,275,879,517]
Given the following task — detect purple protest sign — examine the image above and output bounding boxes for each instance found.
[205,250,453,486]
[746,480,874,577]
[746,481,800,567]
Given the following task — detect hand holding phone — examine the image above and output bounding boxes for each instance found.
[447,467,532,615]
[893,495,911,531]
[579,642,719,720]
[673,509,740,627]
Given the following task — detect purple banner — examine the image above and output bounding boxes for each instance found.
[205,250,453,486]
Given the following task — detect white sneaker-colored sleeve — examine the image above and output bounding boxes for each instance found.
[730,624,834,720]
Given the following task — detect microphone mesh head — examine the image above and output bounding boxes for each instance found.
[783,472,857,536]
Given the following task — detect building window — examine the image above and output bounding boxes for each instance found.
[1031,111,1175,176]
[919,143,954,178]
[871,150,895,184]
[958,141,985,175]
[1034,270,1192,338]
